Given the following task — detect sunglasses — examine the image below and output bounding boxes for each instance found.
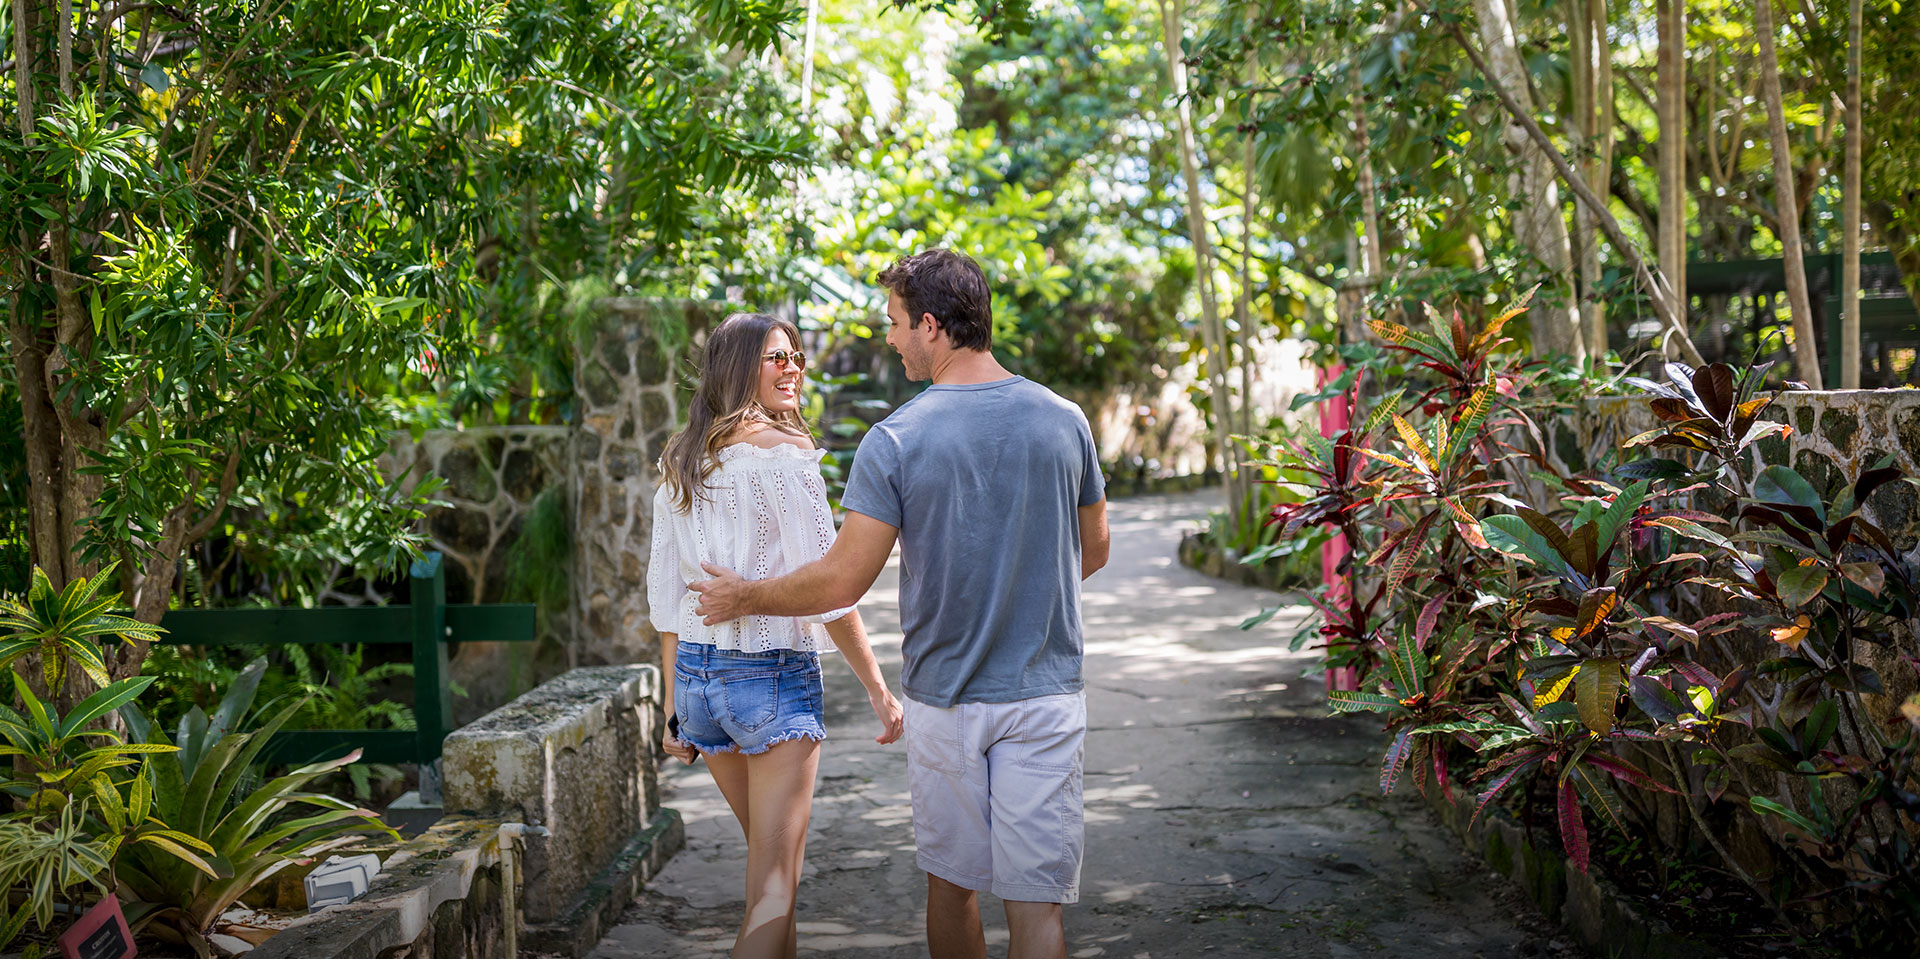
[762,349,808,370]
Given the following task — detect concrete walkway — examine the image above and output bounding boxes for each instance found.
[589,490,1565,958]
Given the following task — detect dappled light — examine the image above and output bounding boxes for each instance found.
[0,0,1914,954]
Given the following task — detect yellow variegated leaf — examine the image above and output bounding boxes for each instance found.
[1393,414,1435,471]
[1534,665,1579,708]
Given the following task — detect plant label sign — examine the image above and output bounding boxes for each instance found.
[57,895,135,959]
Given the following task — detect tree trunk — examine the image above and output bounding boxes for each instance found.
[798,0,820,117]
[1239,42,1259,455]
[1156,0,1240,524]
[1351,64,1385,286]
[1570,0,1610,357]
[1656,0,1688,356]
[1754,0,1823,387]
[1840,0,1862,388]
[1446,20,1704,365]
[1472,0,1584,362]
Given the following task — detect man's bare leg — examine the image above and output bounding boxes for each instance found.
[926,873,986,959]
[1003,900,1065,959]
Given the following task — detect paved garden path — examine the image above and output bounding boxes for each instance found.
[588,490,1567,958]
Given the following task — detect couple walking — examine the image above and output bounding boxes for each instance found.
[646,248,1110,958]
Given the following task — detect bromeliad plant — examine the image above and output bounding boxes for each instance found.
[115,658,398,957]
[1262,304,1920,946]
[0,567,392,955]
[0,568,217,951]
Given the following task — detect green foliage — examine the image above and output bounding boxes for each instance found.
[116,666,398,953]
[0,673,218,951]
[0,803,113,949]
[0,674,171,813]
[0,563,162,690]
[1,0,811,659]
[506,486,573,615]
[1260,294,1920,946]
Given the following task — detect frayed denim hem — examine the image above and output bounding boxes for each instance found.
[736,728,826,756]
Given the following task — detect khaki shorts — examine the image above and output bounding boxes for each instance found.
[903,691,1086,904]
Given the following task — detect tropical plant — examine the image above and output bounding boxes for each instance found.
[0,563,163,691]
[0,802,113,949]
[0,675,174,815]
[0,654,217,952]
[1258,295,1920,947]
[115,664,397,956]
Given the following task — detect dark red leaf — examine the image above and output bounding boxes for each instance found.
[1380,728,1414,796]
[1648,397,1693,423]
[1558,779,1590,873]
[1470,761,1530,830]
[1691,364,1736,422]
[1670,661,1722,689]
[1580,752,1681,794]
[1415,592,1448,651]
[1853,467,1902,504]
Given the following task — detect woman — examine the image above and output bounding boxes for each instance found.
[647,312,904,959]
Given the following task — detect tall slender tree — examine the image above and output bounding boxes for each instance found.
[1753,0,1823,386]
[1569,0,1611,357]
[1656,0,1688,356]
[1157,0,1244,525]
[1840,0,1863,388]
[1469,0,1583,361]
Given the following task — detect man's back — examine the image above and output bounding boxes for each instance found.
[840,375,1104,708]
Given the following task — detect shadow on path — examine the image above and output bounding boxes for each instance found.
[588,490,1567,958]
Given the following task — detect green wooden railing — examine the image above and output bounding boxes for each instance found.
[155,552,535,769]
[1686,251,1919,385]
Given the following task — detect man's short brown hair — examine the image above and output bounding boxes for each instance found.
[875,249,993,352]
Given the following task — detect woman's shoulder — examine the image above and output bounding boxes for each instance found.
[726,422,816,451]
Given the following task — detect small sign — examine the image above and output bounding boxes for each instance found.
[305,853,382,912]
[57,895,135,959]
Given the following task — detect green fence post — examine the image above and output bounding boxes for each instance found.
[411,552,451,803]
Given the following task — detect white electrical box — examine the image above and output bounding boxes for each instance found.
[305,853,383,912]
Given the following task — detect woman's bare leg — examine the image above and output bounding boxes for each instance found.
[706,749,752,836]
[730,737,820,959]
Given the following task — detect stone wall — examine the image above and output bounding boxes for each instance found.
[388,427,572,724]
[1573,389,1920,558]
[250,817,513,959]
[440,663,683,954]
[260,665,684,959]
[568,299,716,671]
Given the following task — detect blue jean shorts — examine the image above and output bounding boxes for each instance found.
[674,641,826,756]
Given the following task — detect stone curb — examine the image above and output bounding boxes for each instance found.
[1176,530,1299,593]
[523,806,687,956]
[1105,471,1219,498]
[250,816,509,959]
[1426,771,1723,958]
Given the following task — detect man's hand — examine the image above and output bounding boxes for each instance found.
[690,562,749,625]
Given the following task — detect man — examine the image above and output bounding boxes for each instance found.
[690,248,1110,959]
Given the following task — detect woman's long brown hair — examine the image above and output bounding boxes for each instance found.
[659,312,814,512]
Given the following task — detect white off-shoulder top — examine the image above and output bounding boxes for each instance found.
[646,442,852,652]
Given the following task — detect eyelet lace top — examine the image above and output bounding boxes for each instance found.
[647,442,852,652]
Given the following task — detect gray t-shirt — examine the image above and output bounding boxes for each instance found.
[840,375,1105,708]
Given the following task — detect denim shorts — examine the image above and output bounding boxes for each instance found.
[674,640,826,756]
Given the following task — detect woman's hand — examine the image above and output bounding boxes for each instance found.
[869,687,904,745]
[663,718,700,764]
